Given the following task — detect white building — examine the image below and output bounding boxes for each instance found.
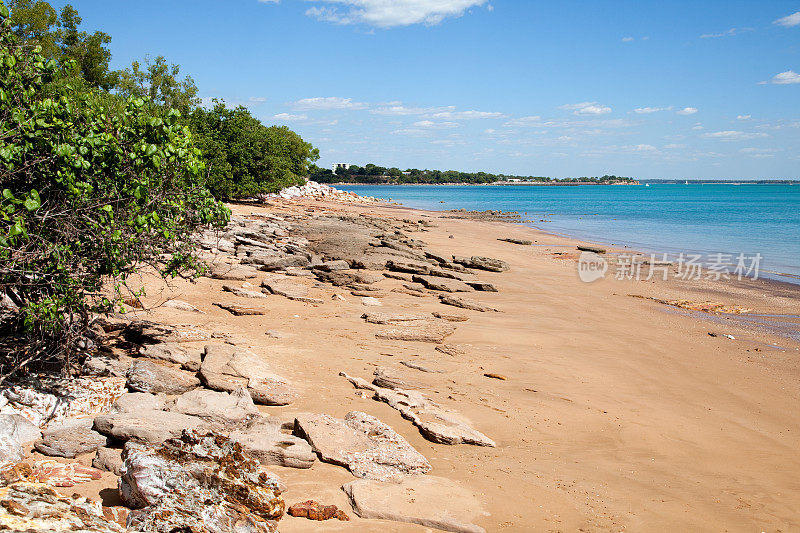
[332,163,351,173]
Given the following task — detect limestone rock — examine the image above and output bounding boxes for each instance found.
[124,320,210,344]
[82,354,134,377]
[168,388,260,425]
[162,299,202,312]
[230,417,315,469]
[93,447,123,476]
[341,373,495,448]
[453,255,509,272]
[372,367,420,390]
[0,414,40,445]
[120,430,284,533]
[254,254,309,271]
[343,476,486,533]
[315,259,350,271]
[435,344,466,356]
[0,482,126,532]
[111,392,168,413]
[0,436,23,465]
[361,296,382,307]
[386,260,431,275]
[439,295,498,312]
[222,284,270,299]
[210,263,260,280]
[466,281,498,292]
[126,359,200,395]
[5,460,103,488]
[375,321,456,343]
[201,344,298,406]
[138,343,202,371]
[213,301,268,315]
[293,411,431,482]
[432,312,469,322]
[412,275,474,293]
[361,312,428,324]
[93,410,206,445]
[261,276,312,302]
[34,427,107,458]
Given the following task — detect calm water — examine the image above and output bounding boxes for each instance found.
[339,184,800,283]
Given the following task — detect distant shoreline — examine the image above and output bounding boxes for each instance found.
[331,180,799,186]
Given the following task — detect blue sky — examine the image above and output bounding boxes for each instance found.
[58,1,800,179]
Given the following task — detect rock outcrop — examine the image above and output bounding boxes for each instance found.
[120,430,285,533]
[294,411,431,482]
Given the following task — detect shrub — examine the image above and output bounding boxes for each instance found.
[0,2,229,379]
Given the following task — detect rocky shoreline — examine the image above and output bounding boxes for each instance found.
[0,201,510,532]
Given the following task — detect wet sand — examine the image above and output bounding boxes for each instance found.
[67,198,800,532]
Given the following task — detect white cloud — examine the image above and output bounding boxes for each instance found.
[305,0,488,28]
[692,124,704,130]
[700,27,750,38]
[634,144,657,151]
[293,96,368,110]
[249,97,267,103]
[504,115,542,126]
[412,120,459,128]
[258,0,279,3]
[634,106,671,114]
[677,107,698,115]
[736,114,751,120]
[622,36,634,42]
[774,11,800,28]
[768,70,800,84]
[430,109,505,119]
[370,104,433,115]
[741,147,780,158]
[560,102,612,115]
[273,113,308,121]
[703,130,768,141]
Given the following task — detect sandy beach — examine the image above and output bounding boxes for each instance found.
[36,197,800,532]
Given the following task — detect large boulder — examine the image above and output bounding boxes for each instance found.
[294,411,430,482]
[93,410,207,445]
[120,430,284,533]
[230,417,316,469]
[0,414,41,445]
[168,388,260,425]
[343,476,487,533]
[34,427,107,458]
[126,359,200,395]
[200,345,298,406]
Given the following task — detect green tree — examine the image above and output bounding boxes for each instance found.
[116,55,199,114]
[0,3,229,379]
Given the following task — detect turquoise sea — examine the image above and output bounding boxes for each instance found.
[338,183,800,284]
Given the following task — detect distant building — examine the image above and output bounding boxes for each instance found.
[332,163,351,173]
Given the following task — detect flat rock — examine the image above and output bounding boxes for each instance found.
[432,312,469,322]
[412,275,474,293]
[201,344,298,406]
[256,255,309,271]
[361,312,428,324]
[112,392,168,413]
[210,263,260,280]
[168,388,260,425]
[375,322,456,343]
[230,417,316,469]
[343,476,486,533]
[466,281,498,292]
[435,344,466,356]
[213,301,268,315]
[261,277,311,301]
[93,410,207,445]
[453,255,509,272]
[294,411,431,482]
[401,361,444,373]
[498,238,532,245]
[342,373,495,448]
[93,447,123,475]
[126,359,200,395]
[82,354,135,377]
[34,427,107,458]
[162,299,202,312]
[222,284,270,299]
[315,259,350,271]
[372,367,421,390]
[439,295,498,312]
[386,260,432,275]
[577,244,606,254]
[138,343,202,371]
[361,296,382,307]
[124,320,210,344]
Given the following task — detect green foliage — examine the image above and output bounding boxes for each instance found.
[0,3,229,375]
[7,0,116,89]
[115,55,198,114]
[188,100,319,199]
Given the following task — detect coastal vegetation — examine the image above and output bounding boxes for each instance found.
[0,0,317,378]
[311,164,635,185]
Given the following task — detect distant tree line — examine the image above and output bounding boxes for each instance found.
[311,164,635,185]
